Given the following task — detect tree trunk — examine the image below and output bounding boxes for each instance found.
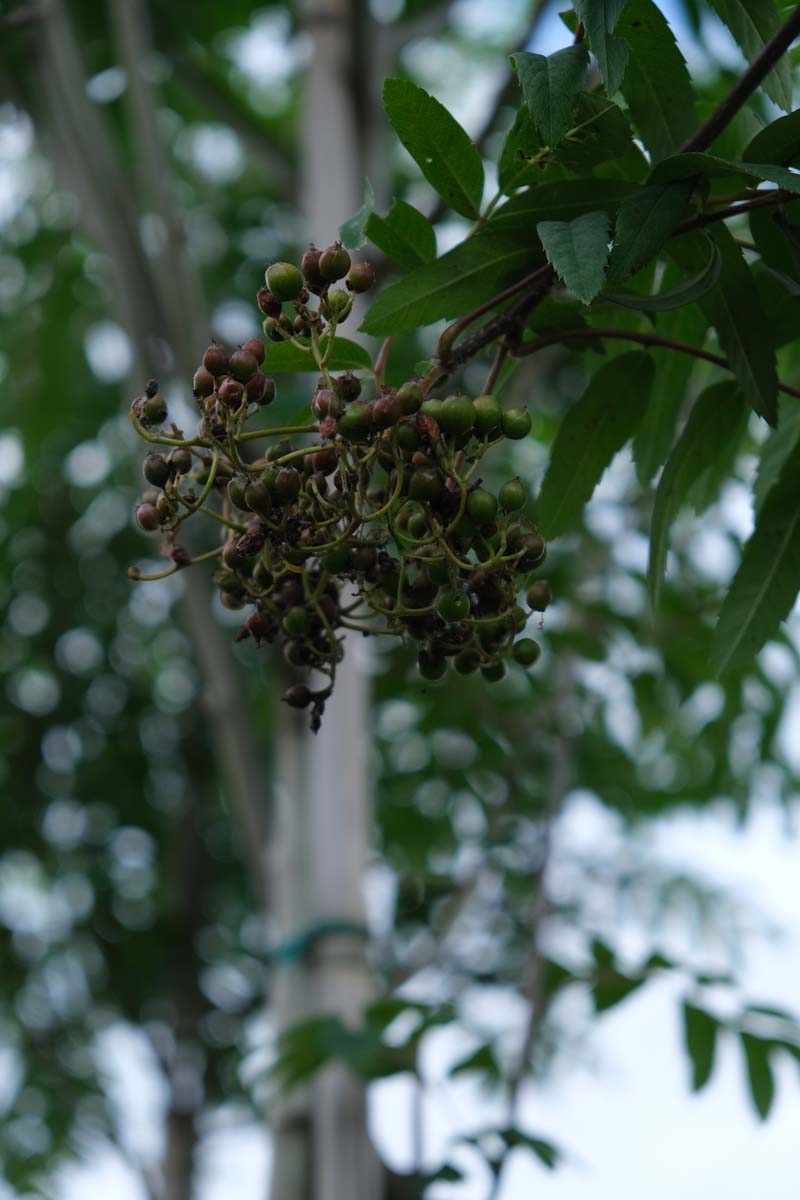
[268,2,380,1198]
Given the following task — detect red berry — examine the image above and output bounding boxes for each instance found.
[229,348,259,382]
[256,287,283,318]
[242,337,266,365]
[301,245,324,288]
[203,343,229,376]
[193,366,215,397]
[346,261,375,293]
[136,503,160,532]
[218,378,244,408]
[319,241,351,282]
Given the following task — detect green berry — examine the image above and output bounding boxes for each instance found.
[325,289,350,318]
[143,452,171,488]
[417,650,447,681]
[481,661,506,683]
[143,393,167,424]
[227,476,250,511]
[244,479,272,516]
[397,381,423,415]
[436,589,470,623]
[395,420,420,454]
[438,394,475,437]
[407,510,428,539]
[266,262,304,301]
[472,394,503,436]
[346,262,374,293]
[321,545,351,573]
[509,604,528,634]
[420,398,444,422]
[512,637,541,667]
[453,648,481,675]
[526,580,552,612]
[501,407,532,440]
[466,488,498,526]
[283,606,310,636]
[499,478,526,511]
[408,466,443,503]
[337,403,371,442]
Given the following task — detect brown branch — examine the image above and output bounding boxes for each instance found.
[676,188,799,237]
[513,326,800,400]
[679,6,800,154]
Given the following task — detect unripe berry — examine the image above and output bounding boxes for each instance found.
[466,488,498,525]
[218,378,245,408]
[439,394,475,437]
[346,261,374,293]
[143,392,168,424]
[169,448,193,476]
[203,343,229,377]
[221,540,245,571]
[420,398,443,423]
[501,407,532,440]
[499,478,526,511]
[321,545,352,572]
[242,337,266,365]
[408,466,443,503]
[228,476,250,511]
[283,606,310,636]
[256,287,282,318]
[325,289,350,319]
[301,245,324,288]
[266,261,304,301]
[244,479,273,516]
[481,661,506,683]
[319,241,351,281]
[395,421,420,454]
[512,637,541,667]
[229,348,259,383]
[436,589,470,623]
[453,648,481,675]
[193,366,215,397]
[143,452,171,488]
[418,649,447,681]
[397,381,423,415]
[337,403,371,442]
[136,503,160,531]
[472,394,503,436]
[257,375,276,406]
[526,580,552,612]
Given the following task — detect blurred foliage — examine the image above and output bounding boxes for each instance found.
[1,0,800,1196]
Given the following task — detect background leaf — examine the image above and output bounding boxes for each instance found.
[706,0,792,112]
[740,1032,776,1120]
[383,78,484,218]
[264,335,371,372]
[339,178,375,250]
[683,1004,719,1091]
[537,211,610,304]
[617,0,697,162]
[537,353,654,537]
[713,439,800,675]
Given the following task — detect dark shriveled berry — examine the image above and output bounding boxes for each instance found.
[283,683,313,709]
[193,366,215,397]
[143,392,168,424]
[256,287,282,318]
[143,452,171,488]
[346,261,375,293]
[273,467,302,504]
[169,448,193,476]
[301,245,324,288]
[526,580,552,612]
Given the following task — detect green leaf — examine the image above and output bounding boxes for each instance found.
[753,397,800,513]
[527,295,605,351]
[632,297,707,484]
[606,182,694,286]
[651,153,800,194]
[648,383,746,609]
[537,353,654,537]
[683,1004,719,1091]
[364,199,436,270]
[339,178,374,251]
[499,1127,561,1170]
[749,206,800,281]
[573,0,629,95]
[490,179,633,237]
[713,439,800,675]
[360,231,542,336]
[744,109,800,165]
[593,970,644,1012]
[605,237,721,311]
[616,0,697,163]
[449,1044,502,1082]
[264,335,371,373]
[556,92,646,177]
[706,0,792,112]
[740,1032,776,1120]
[536,211,610,304]
[498,108,547,193]
[382,78,484,219]
[670,227,778,425]
[510,45,590,146]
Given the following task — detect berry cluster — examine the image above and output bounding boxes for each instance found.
[129,241,550,729]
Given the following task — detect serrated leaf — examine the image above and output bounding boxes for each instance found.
[706,0,792,112]
[713,439,800,675]
[683,1004,719,1091]
[339,178,374,250]
[490,178,633,237]
[264,335,371,373]
[740,1032,776,1120]
[360,231,542,336]
[617,0,697,163]
[753,397,800,513]
[383,78,484,219]
[605,236,721,311]
[651,153,800,194]
[537,211,610,304]
[537,353,654,537]
[364,199,436,270]
[749,206,800,282]
[510,45,590,146]
[573,0,630,95]
[557,92,645,177]
[498,107,548,193]
[606,182,694,285]
[648,382,746,609]
[744,109,800,165]
[670,227,778,425]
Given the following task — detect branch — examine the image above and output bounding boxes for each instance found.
[679,6,800,154]
[513,326,800,400]
[676,188,800,237]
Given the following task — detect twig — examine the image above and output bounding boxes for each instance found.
[679,6,800,154]
[513,326,800,400]
[676,189,799,237]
